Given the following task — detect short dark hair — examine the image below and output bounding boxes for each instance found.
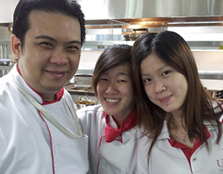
[12,0,85,49]
[92,44,132,96]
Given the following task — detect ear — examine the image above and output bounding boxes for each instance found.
[11,34,21,59]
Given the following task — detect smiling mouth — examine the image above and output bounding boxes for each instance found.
[158,95,172,103]
[105,98,120,103]
[46,70,67,78]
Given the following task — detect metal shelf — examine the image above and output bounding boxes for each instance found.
[0,65,12,70]
[198,71,223,80]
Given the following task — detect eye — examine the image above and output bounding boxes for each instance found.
[99,78,108,81]
[39,42,53,48]
[66,45,80,52]
[142,78,152,84]
[162,70,171,76]
[117,79,127,83]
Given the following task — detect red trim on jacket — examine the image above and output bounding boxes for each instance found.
[38,110,55,174]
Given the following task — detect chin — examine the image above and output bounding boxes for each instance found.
[44,85,63,91]
[103,109,115,116]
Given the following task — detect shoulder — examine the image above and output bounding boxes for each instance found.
[0,74,16,107]
[0,73,11,91]
[63,89,73,101]
[77,104,105,135]
[77,104,104,121]
[77,104,103,114]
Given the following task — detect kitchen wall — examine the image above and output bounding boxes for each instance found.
[0,27,11,40]
[78,50,103,71]
[193,50,223,90]
[79,49,223,91]
[0,25,222,91]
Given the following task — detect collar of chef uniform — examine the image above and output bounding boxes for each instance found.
[16,64,64,104]
[104,107,138,143]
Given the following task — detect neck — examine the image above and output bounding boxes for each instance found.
[42,93,57,102]
[112,114,128,128]
[168,113,185,130]
[115,108,136,128]
[168,114,195,148]
[108,106,136,128]
[169,110,184,126]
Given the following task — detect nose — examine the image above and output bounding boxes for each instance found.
[154,80,166,94]
[105,82,118,95]
[50,47,68,65]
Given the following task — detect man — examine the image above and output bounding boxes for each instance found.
[0,0,88,173]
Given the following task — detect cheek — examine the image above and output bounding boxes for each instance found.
[124,84,134,95]
[181,81,188,100]
[70,57,80,69]
[175,77,188,97]
[96,83,104,97]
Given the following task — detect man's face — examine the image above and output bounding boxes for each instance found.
[12,10,81,101]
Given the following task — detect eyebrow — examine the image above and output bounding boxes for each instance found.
[117,72,128,76]
[102,72,129,77]
[157,64,169,72]
[35,35,82,45]
[141,65,169,76]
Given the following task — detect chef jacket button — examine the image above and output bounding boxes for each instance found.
[70,143,75,148]
[192,158,197,162]
[126,142,131,147]
[131,130,135,134]
[54,145,59,153]
[61,105,65,111]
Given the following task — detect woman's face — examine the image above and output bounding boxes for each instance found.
[140,53,188,116]
[96,63,135,123]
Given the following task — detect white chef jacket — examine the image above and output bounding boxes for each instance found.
[77,104,143,174]
[137,118,223,174]
[0,65,89,174]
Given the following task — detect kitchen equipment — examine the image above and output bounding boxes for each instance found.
[74,96,97,110]
[129,32,140,41]
[215,90,223,99]
[73,74,93,88]
[129,28,148,41]
[123,34,130,41]
[0,58,11,66]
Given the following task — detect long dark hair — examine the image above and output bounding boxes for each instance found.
[131,31,223,159]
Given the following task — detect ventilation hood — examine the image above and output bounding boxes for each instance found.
[1,0,223,47]
[79,0,223,48]
[80,0,223,23]
[1,0,223,26]
[1,0,223,24]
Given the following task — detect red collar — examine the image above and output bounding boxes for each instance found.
[169,127,211,165]
[104,107,138,143]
